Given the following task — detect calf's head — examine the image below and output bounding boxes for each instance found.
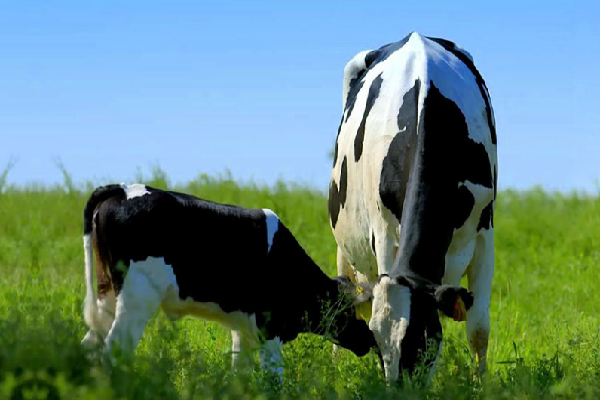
[315,276,378,357]
[366,274,473,383]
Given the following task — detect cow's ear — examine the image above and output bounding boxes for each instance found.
[433,285,474,321]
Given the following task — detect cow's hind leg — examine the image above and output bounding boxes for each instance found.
[104,258,172,359]
[466,228,494,374]
[440,239,477,376]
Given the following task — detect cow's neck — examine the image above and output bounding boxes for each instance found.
[393,121,458,284]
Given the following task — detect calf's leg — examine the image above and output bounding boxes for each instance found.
[104,258,173,358]
[259,337,283,379]
[82,290,116,348]
[231,330,254,369]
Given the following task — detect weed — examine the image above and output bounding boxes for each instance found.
[1,169,599,398]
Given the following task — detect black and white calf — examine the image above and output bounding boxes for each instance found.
[81,183,377,374]
[329,32,497,382]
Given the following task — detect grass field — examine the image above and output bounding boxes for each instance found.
[1,167,599,399]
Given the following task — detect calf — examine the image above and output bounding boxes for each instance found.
[329,32,497,382]
[81,183,376,375]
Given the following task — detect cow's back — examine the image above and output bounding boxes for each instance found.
[329,32,497,278]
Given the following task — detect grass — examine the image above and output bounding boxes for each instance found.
[1,167,599,399]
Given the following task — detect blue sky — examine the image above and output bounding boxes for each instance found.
[1,1,598,192]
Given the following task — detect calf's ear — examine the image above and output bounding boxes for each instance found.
[433,285,474,321]
[333,276,374,305]
[353,283,374,305]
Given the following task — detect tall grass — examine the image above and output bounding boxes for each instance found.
[0,167,599,399]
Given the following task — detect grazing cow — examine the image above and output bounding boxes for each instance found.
[81,183,377,375]
[329,32,497,382]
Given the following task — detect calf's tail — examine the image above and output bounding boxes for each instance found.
[82,233,97,328]
[82,184,124,329]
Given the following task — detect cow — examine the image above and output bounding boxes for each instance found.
[328,31,497,383]
[80,183,377,376]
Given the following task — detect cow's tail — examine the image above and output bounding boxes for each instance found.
[342,50,375,110]
[82,184,124,329]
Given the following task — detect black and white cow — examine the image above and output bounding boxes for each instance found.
[81,183,377,375]
[328,32,497,382]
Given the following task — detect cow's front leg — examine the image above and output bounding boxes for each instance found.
[371,211,399,276]
[466,229,494,374]
[439,239,476,381]
[104,260,168,360]
[335,246,355,283]
[259,337,283,381]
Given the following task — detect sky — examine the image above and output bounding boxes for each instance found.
[1,1,598,192]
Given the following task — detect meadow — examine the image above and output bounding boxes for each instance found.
[0,166,599,399]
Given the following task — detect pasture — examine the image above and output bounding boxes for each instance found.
[1,168,599,399]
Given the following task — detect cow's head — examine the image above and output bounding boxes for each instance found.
[365,274,473,383]
[317,276,378,357]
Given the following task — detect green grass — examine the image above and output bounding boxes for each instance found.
[1,167,599,399]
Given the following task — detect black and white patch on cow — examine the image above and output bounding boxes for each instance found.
[328,32,497,382]
[81,184,378,376]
